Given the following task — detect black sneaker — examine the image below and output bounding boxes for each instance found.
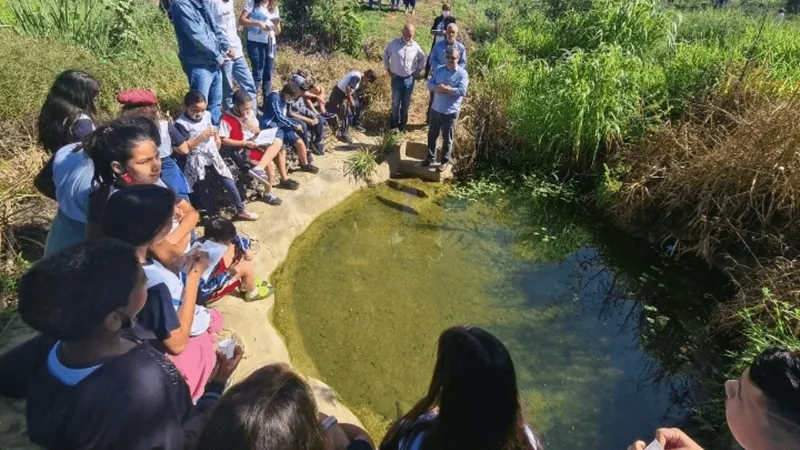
[340,134,354,144]
[301,164,320,174]
[264,192,283,205]
[421,159,433,167]
[278,179,300,190]
[311,143,325,156]
[353,124,366,133]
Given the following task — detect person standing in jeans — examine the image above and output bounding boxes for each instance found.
[170,0,232,126]
[240,0,280,103]
[383,24,426,132]
[425,47,468,173]
[210,0,258,115]
[427,23,467,122]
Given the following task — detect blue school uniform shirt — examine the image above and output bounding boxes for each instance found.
[260,91,296,129]
[427,65,469,115]
[140,259,211,339]
[52,143,95,223]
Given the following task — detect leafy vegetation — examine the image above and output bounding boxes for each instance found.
[343,147,379,186]
[283,0,366,57]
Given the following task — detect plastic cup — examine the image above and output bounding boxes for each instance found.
[644,440,664,450]
[218,338,236,360]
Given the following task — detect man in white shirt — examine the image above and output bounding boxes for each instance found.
[209,0,258,115]
[383,24,426,132]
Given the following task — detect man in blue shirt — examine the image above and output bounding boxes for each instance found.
[426,47,468,173]
[427,23,466,124]
[170,0,232,125]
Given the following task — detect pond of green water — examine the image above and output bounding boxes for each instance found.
[272,181,721,450]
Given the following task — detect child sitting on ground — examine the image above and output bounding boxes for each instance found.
[176,90,260,221]
[219,89,284,206]
[288,74,326,156]
[260,83,320,175]
[197,216,273,303]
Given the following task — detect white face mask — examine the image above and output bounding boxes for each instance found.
[441,10,450,17]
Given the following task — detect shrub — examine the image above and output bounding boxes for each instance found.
[3,0,152,59]
[553,0,674,58]
[509,45,662,170]
[664,42,730,115]
[285,0,365,57]
[343,147,378,186]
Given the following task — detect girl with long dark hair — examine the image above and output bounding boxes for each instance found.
[37,69,100,154]
[35,70,101,255]
[381,326,543,450]
[198,363,374,450]
[85,116,200,266]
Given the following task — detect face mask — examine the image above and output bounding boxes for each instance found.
[186,112,204,123]
[442,11,450,17]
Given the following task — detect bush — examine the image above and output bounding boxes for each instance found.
[284,0,365,57]
[343,147,378,186]
[553,0,674,58]
[664,42,730,115]
[509,45,662,170]
[2,0,162,59]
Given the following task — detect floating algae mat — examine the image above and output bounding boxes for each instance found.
[272,181,718,449]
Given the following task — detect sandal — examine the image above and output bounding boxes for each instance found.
[243,280,274,302]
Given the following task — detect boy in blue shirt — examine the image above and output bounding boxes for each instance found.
[260,83,319,174]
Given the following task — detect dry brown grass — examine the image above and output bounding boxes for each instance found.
[0,121,52,311]
[610,74,800,265]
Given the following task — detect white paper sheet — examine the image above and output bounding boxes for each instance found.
[253,128,278,146]
[189,240,228,281]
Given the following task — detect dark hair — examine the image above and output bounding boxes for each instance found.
[749,347,800,424]
[37,70,101,153]
[364,70,377,83]
[441,3,450,11]
[281,82,302,98]
[119,104,159,121]
[204,217,237,243]
[184,90,207,107]
[101,184,176,247]
[381,326,532,450]
[17,239,140,341]
[87,116,161,188]
[232,89,252,107]
[197,364,326,450]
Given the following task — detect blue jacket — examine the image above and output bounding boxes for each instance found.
[260,92,297,130]
[429,40,467,73]
[170,0,230,67]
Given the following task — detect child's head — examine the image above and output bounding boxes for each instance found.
[184,90,208,122]
[364,69,378,83]
[102,184,177,248]
[280,82,303,102]
[37,69,101,153]
[197,364,326,450]
[18,239,145,341]
[204,216,238,244]
[118,89,160,122]
[86,116,162,187]
[231,90,253,117]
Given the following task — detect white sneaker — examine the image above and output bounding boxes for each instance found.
[248,168,269,186]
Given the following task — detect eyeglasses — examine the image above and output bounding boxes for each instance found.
[446,57,458,61]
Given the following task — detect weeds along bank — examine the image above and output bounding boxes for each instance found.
[457,0,800,446]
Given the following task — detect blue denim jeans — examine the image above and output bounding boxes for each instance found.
[160,156,192,201]
[390,75,415,131]
[183,63,223,125]
[246,40,275,104]
[222,56,258,114]
[390,0,400,7]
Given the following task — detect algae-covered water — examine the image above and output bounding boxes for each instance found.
[272,181,719,449]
